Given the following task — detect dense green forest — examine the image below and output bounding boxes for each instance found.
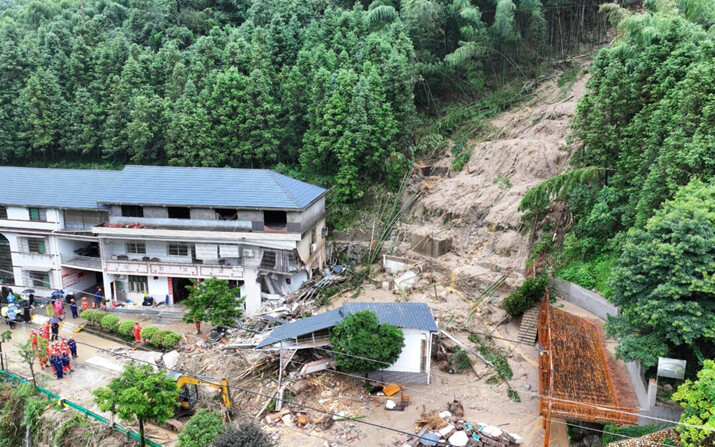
[522,0,715,371]
[0,0,606,204]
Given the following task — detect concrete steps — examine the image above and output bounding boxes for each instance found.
[517,306,539,346]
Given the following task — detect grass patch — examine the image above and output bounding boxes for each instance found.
[556,251,618,297]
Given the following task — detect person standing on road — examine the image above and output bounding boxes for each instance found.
[93,287,103,309]
[80,296,89,312]
[52,354,63,379]
[50,321,59,341]
[69,299,78,319]
[133,322,142,343]
[54,299,63,317]
[61,351,72,374]
[30,331,38,349]
[67,337,77,358]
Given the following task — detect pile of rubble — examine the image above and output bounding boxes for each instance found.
[401,408,522,447]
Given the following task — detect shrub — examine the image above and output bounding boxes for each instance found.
[502,275,548,316]
[176,409,224,447]
[89,311,108,324]
[100,315,120,332]
[80,309,96,322]
[117,321,135,339]
[140,326,158,341]
[212,421,273,447]
[453,349,473,374]
[151,330,170,348]
[162,332,182,350]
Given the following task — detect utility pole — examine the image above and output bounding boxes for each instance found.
[80,0,85,26]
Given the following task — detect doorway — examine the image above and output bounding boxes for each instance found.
[172,277,193,302]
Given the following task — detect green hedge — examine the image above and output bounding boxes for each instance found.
[80,314,182,350]
[100,315,120,332]
[140,326,159,340]
[117,320,135,339]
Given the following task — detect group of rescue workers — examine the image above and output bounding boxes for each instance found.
[30,324,78,380]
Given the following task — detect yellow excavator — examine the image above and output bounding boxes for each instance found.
[164,372,232,431]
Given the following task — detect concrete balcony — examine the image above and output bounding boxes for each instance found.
[102,257,246,281]
[60,254,103,272]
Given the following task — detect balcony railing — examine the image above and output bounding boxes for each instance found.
[60,254,103,272]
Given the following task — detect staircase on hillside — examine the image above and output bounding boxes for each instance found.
[518,306,540,346]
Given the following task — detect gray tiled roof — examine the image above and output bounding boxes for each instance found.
[256,302,438,349]
[0,167,120,209]
[100,165,326,210]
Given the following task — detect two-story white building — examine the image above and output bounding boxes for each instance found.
[0,166,328,315]
[0,167,119,298]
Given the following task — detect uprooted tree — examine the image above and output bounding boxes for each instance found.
[182,277,245,327]
[330,310,404,376]
[93,362,178,447]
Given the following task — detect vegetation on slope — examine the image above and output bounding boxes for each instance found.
[0,0,605,209]
[521,0,715,371]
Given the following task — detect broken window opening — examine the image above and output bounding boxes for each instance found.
[121,205,143,218]
[263,210,287,230]
[216,208,238,221]
[168,207,191,219]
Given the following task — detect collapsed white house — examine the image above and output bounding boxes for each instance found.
[256,302,439,384]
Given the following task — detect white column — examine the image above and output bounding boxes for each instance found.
[243,269,261,316]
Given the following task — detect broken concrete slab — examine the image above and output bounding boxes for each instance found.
[410,233,452,258]
[394,270,419,291]
[448,430,469,446]
[383,255,415,275]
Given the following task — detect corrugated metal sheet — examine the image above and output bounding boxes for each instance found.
[342,302,439,332]
[256,302,438,349]
[0,167,119,209]
[100,165,326,210]
[256,309,343,348]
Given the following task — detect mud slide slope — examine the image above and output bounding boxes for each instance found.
[402,66,590,303]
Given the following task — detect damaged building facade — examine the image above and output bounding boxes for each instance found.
[0,166,327,315]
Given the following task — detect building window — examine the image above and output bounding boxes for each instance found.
[264,210,287,230]
[128,275,148,293]
[121,205,143,218]
[27,271,50,288]
[28,208,47,221]
[0,206,7,219]
[168,207,190,219]
[167,243,189,256]
[64,210,108,230]
[216,208,238,221]
[126,241,146,254]
[27,238,46,254]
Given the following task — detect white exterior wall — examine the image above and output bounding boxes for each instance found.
[147,275,170,302]
[384,328,430,374]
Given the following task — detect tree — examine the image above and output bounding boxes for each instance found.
[182,277,245,327]
[93,361,178,447]
[176,409,224,447]
[16,340,39,390]
[673,360,715,447]
[0,330,10,371]
[606,180,715,368]
[211,421,274,447]
[330,310,404,375]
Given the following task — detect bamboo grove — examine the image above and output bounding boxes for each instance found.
[0,0,608,203]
